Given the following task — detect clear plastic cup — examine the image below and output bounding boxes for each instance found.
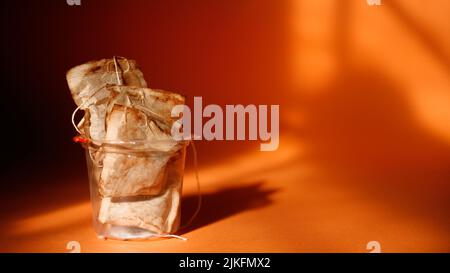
[79,138,188,240]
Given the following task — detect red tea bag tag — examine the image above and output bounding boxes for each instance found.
[73,136,89,144]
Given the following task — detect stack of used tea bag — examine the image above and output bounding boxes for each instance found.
[67,57,187,238]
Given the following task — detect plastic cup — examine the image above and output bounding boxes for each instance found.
[79,138,187,240]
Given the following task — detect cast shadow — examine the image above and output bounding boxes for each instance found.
[387,0,450,72]
[179,181,278,234]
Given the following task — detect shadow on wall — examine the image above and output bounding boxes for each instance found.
[289,64,450,232]
[282,0,450,233]
[387,0,450,72]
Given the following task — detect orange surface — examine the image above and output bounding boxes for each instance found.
[1,0,450,252]
[1,133,449,253]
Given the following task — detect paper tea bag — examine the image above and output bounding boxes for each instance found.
[97,85,185,197]
[66,58,147,140]
[98,151,185,235]
[67,58,147,106]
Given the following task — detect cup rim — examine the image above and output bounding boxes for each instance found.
[74,135,189,152]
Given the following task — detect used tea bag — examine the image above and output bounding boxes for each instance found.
[67,58,147,140]
[67,58,147,106]
[100,145,185,235]
[99,86,185,197]
[98,152,185,235]
[96,86,186,235]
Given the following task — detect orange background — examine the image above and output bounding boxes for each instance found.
[0,0,449,252]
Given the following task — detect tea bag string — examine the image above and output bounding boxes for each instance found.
[181,140,203,229]
[113,56,123,85]
[111,56,134,122]
[152,234,188,241]
[71,83,108,135]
